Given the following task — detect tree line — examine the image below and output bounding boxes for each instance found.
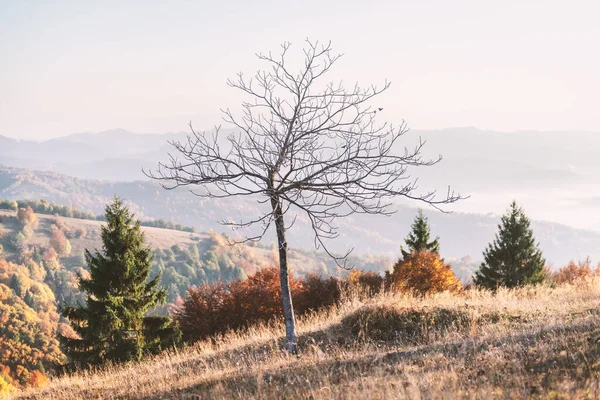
[0,199,196,233]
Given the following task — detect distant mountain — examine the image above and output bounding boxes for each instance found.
[1,128,596,234]
[0,129,189,181]
[1,165,599,268]
[3,127,600,187]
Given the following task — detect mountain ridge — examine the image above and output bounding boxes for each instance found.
[1,165,599,268]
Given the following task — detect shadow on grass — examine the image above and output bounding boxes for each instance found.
[140,315,600,400]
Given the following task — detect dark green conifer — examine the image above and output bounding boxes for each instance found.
[9,273,24,297]
[61,198,180,367]
[474,201,546,289]
[24,290,36,310]
[401,209,440,259]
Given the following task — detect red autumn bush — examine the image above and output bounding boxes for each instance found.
[175,281,231,342]
[176,267,381,343]
[176,268,302,342]
[229,267,304,325]
[294,273,341,314]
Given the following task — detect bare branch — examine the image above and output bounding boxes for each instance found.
[147,39,464,265]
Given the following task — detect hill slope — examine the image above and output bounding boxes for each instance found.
[0,208,391,303]
[1,166,600,267]
[0,210,204,258]
[13,283,600,399]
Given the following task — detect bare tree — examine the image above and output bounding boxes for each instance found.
[147,40,462,352]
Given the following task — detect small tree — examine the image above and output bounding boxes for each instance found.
[61,198,180,367]
[474,201,546,289]
[17,206,37,228]
[386,250,460,295]
[49,225,71,257]
[9,274,25,297]
[148,40,461,351]
[401,209,440,260]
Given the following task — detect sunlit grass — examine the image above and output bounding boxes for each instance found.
[14,280,600,399]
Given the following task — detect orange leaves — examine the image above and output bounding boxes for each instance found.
[27,370,49,388]
[175,281,231,342]
[386,250,461,296]
[49,225,71,257]
[177,267,301,342]
[347,270,384,296]
[553,258,600,285]
[176,267,365,343]
[208,229,227,247]
[0,257,65,390]
[16,206,37,229]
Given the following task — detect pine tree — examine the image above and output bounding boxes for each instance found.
[9,273,24,297]
[61,198,180,367]
[24,290,36,310]
[473,201,546,289]
[401,209,440,260]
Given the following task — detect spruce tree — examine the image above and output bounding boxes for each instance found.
[401,209,440,259]
[473,201,546,290]
[61,198,180,367]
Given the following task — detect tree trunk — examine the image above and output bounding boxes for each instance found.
[270,195,297,353]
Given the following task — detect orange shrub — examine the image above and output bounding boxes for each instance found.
[17,206,37,228]
[53,216,69,233]
[347,270,384,296]
[27,370,48,388]
[49,225,71,257]
[386,250,461,296]
[553,258,600,285]
[42,248,60,273]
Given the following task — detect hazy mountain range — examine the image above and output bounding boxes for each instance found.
[2,127,600,265]
[1,127,597,185]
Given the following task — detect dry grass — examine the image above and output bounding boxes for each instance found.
[0,210,204,255]
[12,281,600,399]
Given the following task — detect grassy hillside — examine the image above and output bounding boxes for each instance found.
[13,282,600,399]
[0,210,202,260]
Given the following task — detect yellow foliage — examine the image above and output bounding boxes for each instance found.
[386,250,461,295]
[208,229,227,247]
[0,373,17,397]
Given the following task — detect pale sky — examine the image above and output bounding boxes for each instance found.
[1,0,599,140]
